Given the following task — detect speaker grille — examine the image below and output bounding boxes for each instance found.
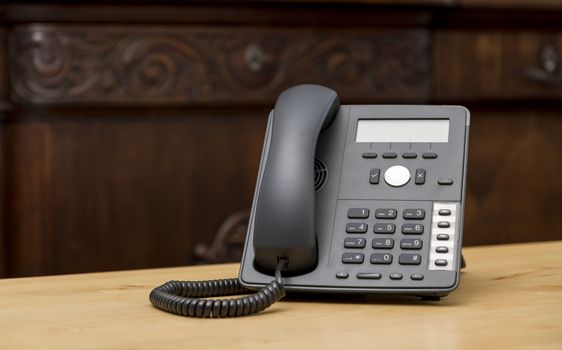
[314,159,328,192]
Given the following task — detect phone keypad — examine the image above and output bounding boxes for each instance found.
[340,205,443,278]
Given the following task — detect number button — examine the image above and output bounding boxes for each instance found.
[400,238,423,250]
[344,237,366,249]
[370,253,393,264]
[348,208,369,219]
[375,208,397,219]
[342,253,364,264]
[399,254,422,265]
[346,223,368,233]
[372,238,394,249]
[374,223,396,234]
[403,209,425,220]
[401,223,424,234]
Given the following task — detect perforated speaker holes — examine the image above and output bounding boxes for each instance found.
[314,159,328,192]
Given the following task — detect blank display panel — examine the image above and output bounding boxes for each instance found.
[355,119,450,143]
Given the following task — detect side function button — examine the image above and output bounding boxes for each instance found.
[438,221,451,228]
[438,178,454,185]
[402,224,424,234]
[372,238,394,249]
[344,237,367,249]
[436,246,449,253]
[411,273,424,280]
[399,254,422,265]
[336,272,349,279]
[346,222,368,233]
[342,253,364,264]
[374,223,396,234]
[375,208,397,219]
[400,238,423,250]
[435,259,448,267]
[369,168,380,184]
[438,209,451,216]
[382,152,397,159]
[348,208,369,219]
[370,253,393,265]
[384,166,410,187]
[422,152,437,159]
[403,209,425,220]
[402,152,417,159]
[362,152,377,159]
[390,273,403,280]
[436,234,450,241]
[356,273,382,280]
[415,168,426,185]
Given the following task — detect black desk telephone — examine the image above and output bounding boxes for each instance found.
[150,84,470,318]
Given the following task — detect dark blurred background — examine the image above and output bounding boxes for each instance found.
[0,0,561,278]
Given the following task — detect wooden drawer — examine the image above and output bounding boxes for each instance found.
[9,25,430,106]
[435,31,562,101]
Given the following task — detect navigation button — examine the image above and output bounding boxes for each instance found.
[384,166,411,187]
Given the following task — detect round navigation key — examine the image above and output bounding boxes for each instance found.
[384,165,411,187]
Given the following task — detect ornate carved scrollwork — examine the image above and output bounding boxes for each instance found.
[10,25,430,105]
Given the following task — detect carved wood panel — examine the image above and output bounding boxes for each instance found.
[10,25,430,105]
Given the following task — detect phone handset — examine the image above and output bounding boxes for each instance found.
[253,85,339,273]
[149,85,339,318]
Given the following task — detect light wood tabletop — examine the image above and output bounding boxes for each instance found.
[0,241,561,349]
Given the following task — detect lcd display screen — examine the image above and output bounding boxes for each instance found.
[355,119,449,143]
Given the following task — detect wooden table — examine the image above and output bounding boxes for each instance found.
[1,241,561,349]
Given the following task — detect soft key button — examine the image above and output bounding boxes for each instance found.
[384,166,411,187]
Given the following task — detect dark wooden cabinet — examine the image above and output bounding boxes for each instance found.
[1,1,561,277]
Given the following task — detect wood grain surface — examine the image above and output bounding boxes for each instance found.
[0,241,560,349]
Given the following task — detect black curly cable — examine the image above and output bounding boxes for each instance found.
[149,260,286,318]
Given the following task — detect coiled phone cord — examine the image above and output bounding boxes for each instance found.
[149,260,286,318]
